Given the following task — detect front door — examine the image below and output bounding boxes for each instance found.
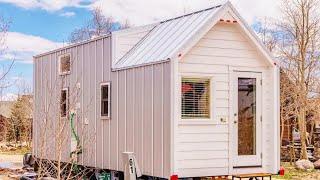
[233,71,262,167]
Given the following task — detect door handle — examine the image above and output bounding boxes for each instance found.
[234,121,238,124]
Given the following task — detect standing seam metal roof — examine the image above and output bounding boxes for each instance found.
[113,4,223,70]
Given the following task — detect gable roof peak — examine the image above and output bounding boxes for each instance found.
[113,1,275,70]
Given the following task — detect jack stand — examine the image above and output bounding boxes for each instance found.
[123,152,142,180]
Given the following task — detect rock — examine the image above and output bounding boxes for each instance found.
[314,159,320,169]
[295,159,314,170]
[314,147,320,160]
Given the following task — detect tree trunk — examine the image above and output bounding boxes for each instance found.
[281,116,285,146]
[298,108,308,159]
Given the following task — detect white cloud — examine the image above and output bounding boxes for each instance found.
[60,11,76,17]
[0,0,281,25]
[0,32,64,63]
[90,0,281,26]
[0,0,89,11]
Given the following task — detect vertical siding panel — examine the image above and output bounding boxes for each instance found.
[134,67,143,170]
[118,71,126,170]
[96,39,103,168]
[89,42,96,167]
[41,57,47,159]
[40,56,44,159]
[83,43,90,165]
[34,59,38,157]
[78,44,84,165]
[64,49,71,162]
[102,38,112,168]
[110,70,118,170]
[143,66,153,175]
[74,45,81,164]
[49,53,54,160]
[163,62,171,177]
[153,64,163,177]
[32,59,36,156]
[50,52,56,161]
[47,54,54,160]
[126,69,134,152]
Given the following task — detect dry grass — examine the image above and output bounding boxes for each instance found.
[273,162,320,180]
[0,146,31,155]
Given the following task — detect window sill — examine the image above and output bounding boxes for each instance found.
[178,119,219,125]
[101,116,110,120]
[59,71,71,76]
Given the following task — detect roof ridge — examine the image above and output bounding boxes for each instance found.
[160,4,223,24]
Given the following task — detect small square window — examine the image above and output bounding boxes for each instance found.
[181,78,210,119]
[101,83,110,118]
[59,54,71,75]
[60,88,68,117]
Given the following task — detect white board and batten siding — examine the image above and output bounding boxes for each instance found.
[175,22,277,177]
[33,35,172,178]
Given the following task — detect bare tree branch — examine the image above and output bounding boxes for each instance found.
[69,7,130,43]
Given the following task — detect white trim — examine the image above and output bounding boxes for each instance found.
[228,66,234,175]
[100,82,111,119]
[171,58,179,175]
[273,66,281,173]
[58,53,71,75]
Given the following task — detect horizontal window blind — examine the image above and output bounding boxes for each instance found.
[181,78,210,119]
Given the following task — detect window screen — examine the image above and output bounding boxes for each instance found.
[60,89,68,117]
[101,83,110,117]
[59,54,71,74]
[181,78,210,119]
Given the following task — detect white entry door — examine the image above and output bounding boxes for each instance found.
[233,71,262,167]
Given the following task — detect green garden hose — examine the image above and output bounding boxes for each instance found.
[70,112,82,156]
[69,112,82,174]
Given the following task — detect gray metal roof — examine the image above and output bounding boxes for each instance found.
[113,5,223,70]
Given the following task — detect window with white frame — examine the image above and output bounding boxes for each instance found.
[101,83,110,118]
[181,78,210,119]
[60,88,68,117]
[59,54,71,75]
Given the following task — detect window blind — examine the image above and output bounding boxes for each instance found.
[181,78,210,119]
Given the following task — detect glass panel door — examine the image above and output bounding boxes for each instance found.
[238,78,256,155]
[233,72,262,167]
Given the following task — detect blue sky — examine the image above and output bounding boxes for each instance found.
[0,0,279,100]
[0,2,92,99]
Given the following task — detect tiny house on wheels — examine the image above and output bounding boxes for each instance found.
[33,1,280,179]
